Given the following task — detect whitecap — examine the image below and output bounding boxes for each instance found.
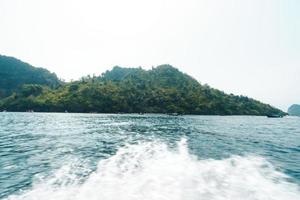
[7,139,300,200]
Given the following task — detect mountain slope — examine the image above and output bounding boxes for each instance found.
[0,55,61,98]
[0,64,285,116]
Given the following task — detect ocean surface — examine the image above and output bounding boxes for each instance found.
[0,113,300,200]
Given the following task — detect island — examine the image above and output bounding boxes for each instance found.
[288,104,300,116]
[0,55,286,116]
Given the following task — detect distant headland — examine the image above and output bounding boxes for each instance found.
[288,104,300,116]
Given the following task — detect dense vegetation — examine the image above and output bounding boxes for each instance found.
[288,104,300,116]
[0,57,285,115]
[0,55,61,98]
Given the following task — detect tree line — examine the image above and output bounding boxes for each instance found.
[0,61,286,116]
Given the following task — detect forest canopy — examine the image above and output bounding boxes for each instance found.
[0,55,61,98]
[0,56,285,116]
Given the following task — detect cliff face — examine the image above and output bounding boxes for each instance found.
[288,104,300,116]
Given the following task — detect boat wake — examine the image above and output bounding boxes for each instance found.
[6,139,300,200]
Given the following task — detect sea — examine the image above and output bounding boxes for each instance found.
[0,112,300,200]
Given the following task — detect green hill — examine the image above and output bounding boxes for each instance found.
[288,104,300,116]
[0,62,285,116]
[0,55,61,98]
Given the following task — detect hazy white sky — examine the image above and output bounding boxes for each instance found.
[0,0,299,111]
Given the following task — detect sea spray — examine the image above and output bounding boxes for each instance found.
[7,139,300,200]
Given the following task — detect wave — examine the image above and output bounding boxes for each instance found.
[6,139,300,200]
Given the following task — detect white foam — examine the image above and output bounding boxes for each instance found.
[7,139,300,200]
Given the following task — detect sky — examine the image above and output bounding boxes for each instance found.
[0,0,299,111]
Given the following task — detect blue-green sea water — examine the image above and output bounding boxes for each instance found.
[0,113,300,200]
